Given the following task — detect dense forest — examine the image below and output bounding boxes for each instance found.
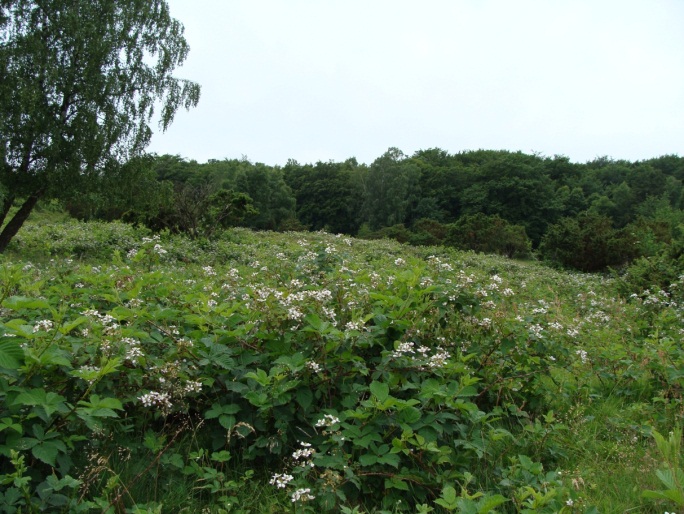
[63,148,684,277]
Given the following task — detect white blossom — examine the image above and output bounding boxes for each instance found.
[269,473,294,489]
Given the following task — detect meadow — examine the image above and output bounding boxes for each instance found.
[1,213,683,513]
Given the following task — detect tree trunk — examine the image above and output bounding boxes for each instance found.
[0,192,42,253]
[0,194,15,228]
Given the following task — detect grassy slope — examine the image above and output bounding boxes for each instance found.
[0,213,681,513]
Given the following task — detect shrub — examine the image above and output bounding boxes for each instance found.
[445,213,532,258]
[538,211,637,272]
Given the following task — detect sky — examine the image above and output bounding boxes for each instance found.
[147,0,684,166]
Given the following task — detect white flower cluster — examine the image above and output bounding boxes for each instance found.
[122,337,144,363]
[476,317,492,329]
[529,324,544,338]
[292,441,315,461]
[391,341,453,370]
[428,350,451,369]
[82,309,120,335]
[33,319,54,332]
[306,361,322,373]
[576,349,588,363]
[395,258,406,266]
[184,380,203,394]
[288,307,304,321]
[391,341,416,358]
[420,276,434,287]
[269,473,294,488]
[344,320,365,331]
[138,391,172,409]
[291,488,315,502]
[315,414,340,427]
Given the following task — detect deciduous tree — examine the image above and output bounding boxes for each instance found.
[0,0,200,251]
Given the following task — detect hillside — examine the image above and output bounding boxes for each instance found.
[0,216,682,513]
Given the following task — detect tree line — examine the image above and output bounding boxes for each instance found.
[60,147,684,275]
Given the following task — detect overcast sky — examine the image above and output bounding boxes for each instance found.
[147,0,684,166]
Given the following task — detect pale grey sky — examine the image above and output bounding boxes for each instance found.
[147,0,684,165]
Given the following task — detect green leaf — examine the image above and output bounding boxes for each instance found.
[477,494,508,513]
[396,406,422,424]
[0,417,22,434]
[377,452,401,468]
[385,477,409,491]
[32,442,60,466]
[642,489,684,505]
[442,485,457,503]
[296,387,313,411]
[77,395,123,418]
[419,378,444,399]
[435,485,459,510]
[44,474,81,492]
[205,403,240,419]
[244,369,270,386]
[14,389,67,420]
[2,296,51,310]
[244,391,269,407]
[369,381,389,403]
[218,415,236,430]
[1,319,34,338]
[60,316,88,334]
[29,436,66,467]
[0,340,24,369]
[274,352,306,371]
[211,450,232,463]
[358,454,378,466]
[34,347,72,368]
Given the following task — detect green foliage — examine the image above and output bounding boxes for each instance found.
[0,0,201,251]
[1,215,682,511]
[538,211,637,271]
[445,213,532,258]
[642,427,684,509]
[63,156,175,225]
[409,218,449,246]
[284,158,364,234]
[49,148,684,279]
[363,148,420,230]
[458,152,561,244]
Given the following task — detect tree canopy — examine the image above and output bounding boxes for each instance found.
[0,0,200,251]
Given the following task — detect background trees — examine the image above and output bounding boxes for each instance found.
[89,149,681,275]
[283,158,364,234]
[0,0,200,251]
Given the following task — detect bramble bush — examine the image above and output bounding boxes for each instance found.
[0,218,682,512]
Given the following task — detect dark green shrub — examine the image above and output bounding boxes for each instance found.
[538,211,637,272]
[408,218,448,246]
[363,223,412,243]
[445,213,532,258]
